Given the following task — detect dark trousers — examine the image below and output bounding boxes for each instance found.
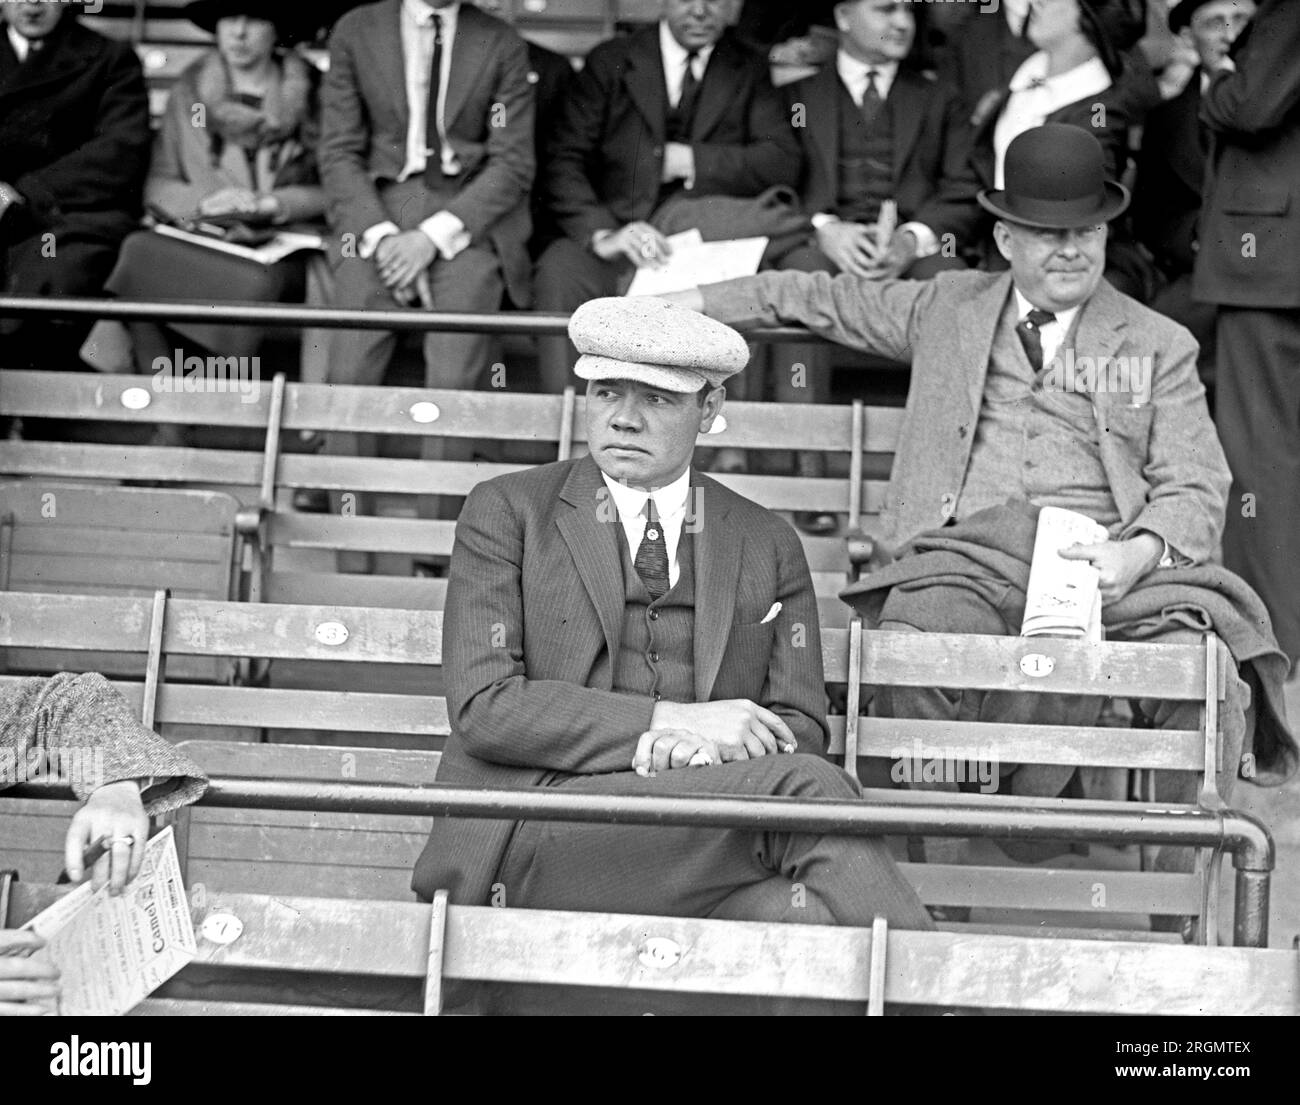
[0,230,119,371]
[533,236,631,393]
[1216,307,1300,668]
[324,179,503,527]
[498,753,933,928]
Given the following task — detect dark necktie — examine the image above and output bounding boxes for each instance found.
[676,51,702,136]
[424,13,445,180]
[1016,308,1057,375]
[633,500,670,601]
[860,69,883,129]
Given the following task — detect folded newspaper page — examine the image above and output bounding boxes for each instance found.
[1021,506,1108,640]
[627,232,769,296]
[22,827,197,1016]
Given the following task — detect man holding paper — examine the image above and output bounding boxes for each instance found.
[534,0,801,393]
[668,125,1295,920]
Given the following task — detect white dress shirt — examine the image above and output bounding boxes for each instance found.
[360,0,470,263]
[812,51,938,258]
[994,53,1112,188]
[601,468,693,590]
[7,26,32,61]
[658,20,715,108]
[1013,288,1079,372]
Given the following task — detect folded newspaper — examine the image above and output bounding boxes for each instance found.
[1020,506,1108,641]
[153,222,325,265]
[21,827,197,1016]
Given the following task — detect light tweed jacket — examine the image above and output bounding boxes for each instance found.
[700,269,1232,561]
[411,455,828,905]
[1,674,207,815]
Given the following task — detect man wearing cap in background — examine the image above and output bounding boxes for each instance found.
[670,124,1295,932]
[412,296,933,1010]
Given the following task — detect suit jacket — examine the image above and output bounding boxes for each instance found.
[544,26,802,247]
[788,63,980,244]
[700,269,1231,560]
[1132,75,1203,276]
[0,674,207,817]
[1193,0,1300,309]
[0,18,150,247]
[319,0,534,304]
[411,455,829,905]
[525,40,573,258]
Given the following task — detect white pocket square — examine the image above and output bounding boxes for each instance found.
[760,602,782,625]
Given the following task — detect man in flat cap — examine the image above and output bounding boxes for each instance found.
[669,124,1295,932]
[412,296,933,1009]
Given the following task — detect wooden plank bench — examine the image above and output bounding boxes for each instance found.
[6,882,1294,1014]
[0,590,1237,939]
[0,370,900,624]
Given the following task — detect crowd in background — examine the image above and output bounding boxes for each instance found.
[0,0,1294,666]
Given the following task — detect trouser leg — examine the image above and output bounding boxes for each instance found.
[533,237,625,394]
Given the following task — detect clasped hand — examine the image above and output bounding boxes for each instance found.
[633,698,797,777]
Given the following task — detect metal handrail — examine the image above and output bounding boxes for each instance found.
[0,295,824,343]
[6,779,1274,947]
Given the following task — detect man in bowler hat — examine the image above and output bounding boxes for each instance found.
[672,124,1295,925]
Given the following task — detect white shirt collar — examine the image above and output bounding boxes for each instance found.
[1013,288,1081,369]
[601,467,693,589]
[601,467,692,523]
[7,26,31,62]
[659,20,716,74]
[1008,51,1111,99]
[836,51,899,103]
[405,0,459,30]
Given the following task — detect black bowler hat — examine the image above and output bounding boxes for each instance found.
[977,124,1130,230]
[183,0,304,39]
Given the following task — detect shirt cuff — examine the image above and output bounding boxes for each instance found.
[419,211,471,261]
[810,212,839,230]
[360,221,400,260]
[898,221,938,258]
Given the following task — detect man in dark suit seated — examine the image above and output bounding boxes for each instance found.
[0,0,150,372]
[1132,0,1256,393]
[534,0,802,393]
[318,0,534,393]
[674,126,1296,933]
[769,0,979,534]
[412,297,933,1011]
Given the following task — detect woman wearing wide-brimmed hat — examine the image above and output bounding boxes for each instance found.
[967,0,1161,300]
[88,0,327,415]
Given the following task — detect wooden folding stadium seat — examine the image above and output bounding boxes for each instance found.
[825,622,1234,942]
[0,480,241,684]
[6,881,1294,1015]
[0,589,1252,945]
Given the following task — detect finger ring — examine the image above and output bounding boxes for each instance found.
[106,835,135,848]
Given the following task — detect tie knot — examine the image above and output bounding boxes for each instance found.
[1023,308,1055,331]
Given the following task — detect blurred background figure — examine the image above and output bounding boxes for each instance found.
[0,0,150,373]
[1133,0,1257,398]
[89,0,326,445]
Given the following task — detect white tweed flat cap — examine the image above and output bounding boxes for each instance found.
[569,297,749,392]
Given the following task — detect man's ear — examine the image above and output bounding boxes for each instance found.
[992,220,1014,264]
[698,385,726,432]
